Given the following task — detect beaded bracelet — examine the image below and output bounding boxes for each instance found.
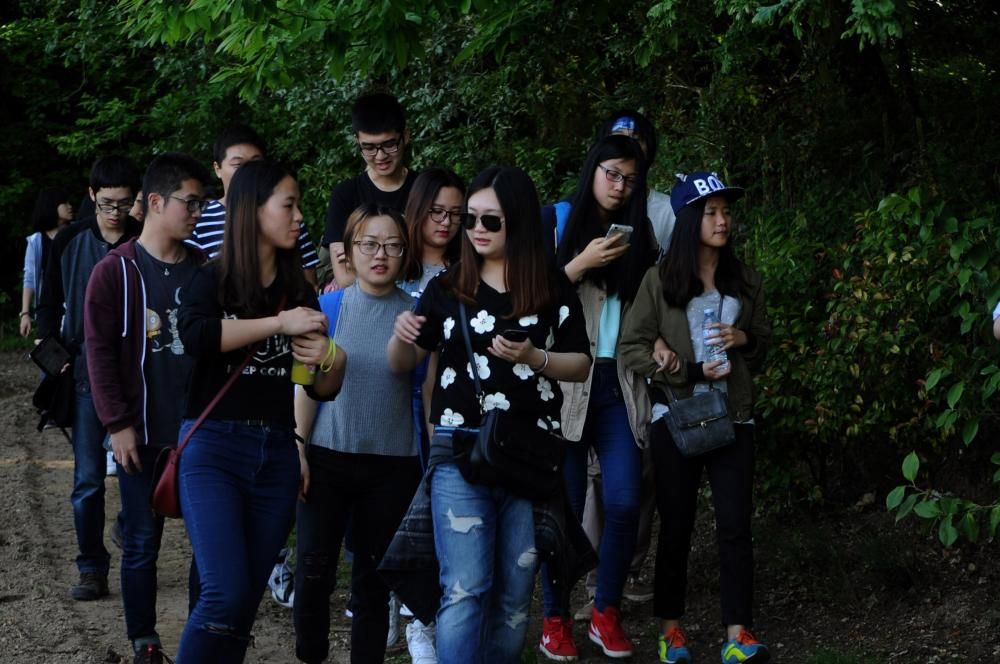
[319,338,338,373]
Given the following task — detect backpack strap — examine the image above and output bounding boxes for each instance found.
[319,288,346,337]
[554,201,572,248]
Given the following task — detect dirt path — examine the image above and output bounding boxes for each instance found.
[1,350,998,663]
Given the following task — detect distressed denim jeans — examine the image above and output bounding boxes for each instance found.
[176,419,298,663]
[430,462,538,664]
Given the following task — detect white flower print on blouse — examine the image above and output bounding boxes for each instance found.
[440,409,465,427]
[512,363,534,380]
[545,327,555,350]
[443,317,455,340]
[483,392,511,411]
[518,314,538,327]
[537,416,560,431]
[471,310,496,334]
[537,377,555,401]
[466,353,491,380]
[440,367,457,389]
[558,305,570,327]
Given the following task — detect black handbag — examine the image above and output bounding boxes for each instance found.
[453,302,565,500]
[659,296,736,457]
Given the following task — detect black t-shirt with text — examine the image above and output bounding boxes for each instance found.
[178,262,320,428]
[323,170,419,245]
[414,271,591,432]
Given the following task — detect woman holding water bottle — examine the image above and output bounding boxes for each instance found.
[176,160,346,662]
[619,172,772,664]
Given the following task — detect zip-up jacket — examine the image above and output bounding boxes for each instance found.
[37,215,140,385]
[84,238,205,439]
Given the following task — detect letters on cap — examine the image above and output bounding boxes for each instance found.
[670,170,745,214]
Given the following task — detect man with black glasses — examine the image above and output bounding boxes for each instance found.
[324,92,418,289]
[37,155,142,602]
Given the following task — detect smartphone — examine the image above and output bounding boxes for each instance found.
[605,224,633,246]
[501,329,530,343]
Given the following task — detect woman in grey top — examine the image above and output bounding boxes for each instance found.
[292,204,420,664]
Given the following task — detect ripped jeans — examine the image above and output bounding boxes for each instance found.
[431,462,538,664]
[176,419,298,663]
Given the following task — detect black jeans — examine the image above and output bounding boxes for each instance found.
[650,420,755,626]
[293,447,421,664]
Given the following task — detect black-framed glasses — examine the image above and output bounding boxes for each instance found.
[598,164,638,189]
[353,240,406,257]
[168,196,210,214]
[358,138,402,157]
[457,213,505,232]
[95,200,135,215]
[428,207,461,224]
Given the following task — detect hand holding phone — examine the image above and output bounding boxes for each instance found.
[605,224,633,247]
[501,328,529,343]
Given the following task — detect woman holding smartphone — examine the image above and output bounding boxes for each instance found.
[537,134,658,661]
[619,172,771,664]
[388,166,592,663]
[177,160,346,663]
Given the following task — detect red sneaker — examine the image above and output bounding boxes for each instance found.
[539,616,579,661]
[588,605,634,658]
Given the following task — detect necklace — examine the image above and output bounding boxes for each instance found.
[137,240,183,275]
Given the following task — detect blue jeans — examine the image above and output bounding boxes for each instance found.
[71,388,110,575]
[431,462,538,664]
[176,420,299,663]
[117,444,166,649]
[541,362,641,615]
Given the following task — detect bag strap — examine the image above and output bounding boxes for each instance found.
[554,201,572,248]
[457,302,486,412]
[319,288,346,337]
[665,294,726,404]
[174,294,288,455]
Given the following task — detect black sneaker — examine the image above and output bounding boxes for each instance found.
[70,572,109,601]
[133,644,173,664]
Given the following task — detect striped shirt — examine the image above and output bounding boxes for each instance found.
[186,199,320,267]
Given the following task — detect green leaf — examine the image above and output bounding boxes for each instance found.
[990,506,1000,537]
[946,382,964,409]
[991,452,1000,465]
[939,515,959,547]
[902,451,920,482]
[925,368,945,390]
[961,512,980,543]
[961,418,979,446]
[913,500,939,519]
[895,494,917,522]
[886,485,906,510]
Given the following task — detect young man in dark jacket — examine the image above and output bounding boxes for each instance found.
[85,153,211,664]
[37,156,142,601]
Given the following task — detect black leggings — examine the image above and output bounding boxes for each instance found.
[650,420,755,626]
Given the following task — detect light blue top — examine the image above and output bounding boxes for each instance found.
[596,293,621,359]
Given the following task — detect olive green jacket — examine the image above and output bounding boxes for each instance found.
[619,264,770,422]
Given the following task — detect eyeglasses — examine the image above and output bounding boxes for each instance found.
[95,200,135,215]
[168,196,210,214]
[353,240,406,257]
[358,138,403,157]
[428,207,461,224]
[457,213,505,232]
[598,164,638,189]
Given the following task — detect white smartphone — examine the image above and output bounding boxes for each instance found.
[605,224,633,246]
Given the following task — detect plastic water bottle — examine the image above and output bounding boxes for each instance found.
[702,308,730,373]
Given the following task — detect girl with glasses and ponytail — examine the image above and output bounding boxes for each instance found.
[388,166,592,663]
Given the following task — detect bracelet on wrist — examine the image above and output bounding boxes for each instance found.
[532,349,550,374]
[19,311,30,318]
[319,338,337,372]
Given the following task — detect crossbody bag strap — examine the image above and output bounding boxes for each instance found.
[174,294,288,455]
[457,302,486,413]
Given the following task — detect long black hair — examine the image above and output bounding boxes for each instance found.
[31,189,71,233]
[401,167,466,282]
[556,134,654,303]
[219,160,313,316]
[441,166,553,318]
[658,199,745,308]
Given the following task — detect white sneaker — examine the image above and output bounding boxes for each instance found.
[106,451,116,476]
[406,619,438,664]
[387,594,401,647]
[400,603,414,618]
[268,547,294,608]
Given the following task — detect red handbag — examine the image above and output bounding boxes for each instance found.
[149,350,255,518]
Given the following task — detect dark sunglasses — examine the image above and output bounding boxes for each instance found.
[457,213,505,232]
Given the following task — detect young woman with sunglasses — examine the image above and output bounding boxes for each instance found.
[388,166,592,663]
[619,172,771,664]
[537,134,658,661]
[293,204,421,664]
[176,160,346,663]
